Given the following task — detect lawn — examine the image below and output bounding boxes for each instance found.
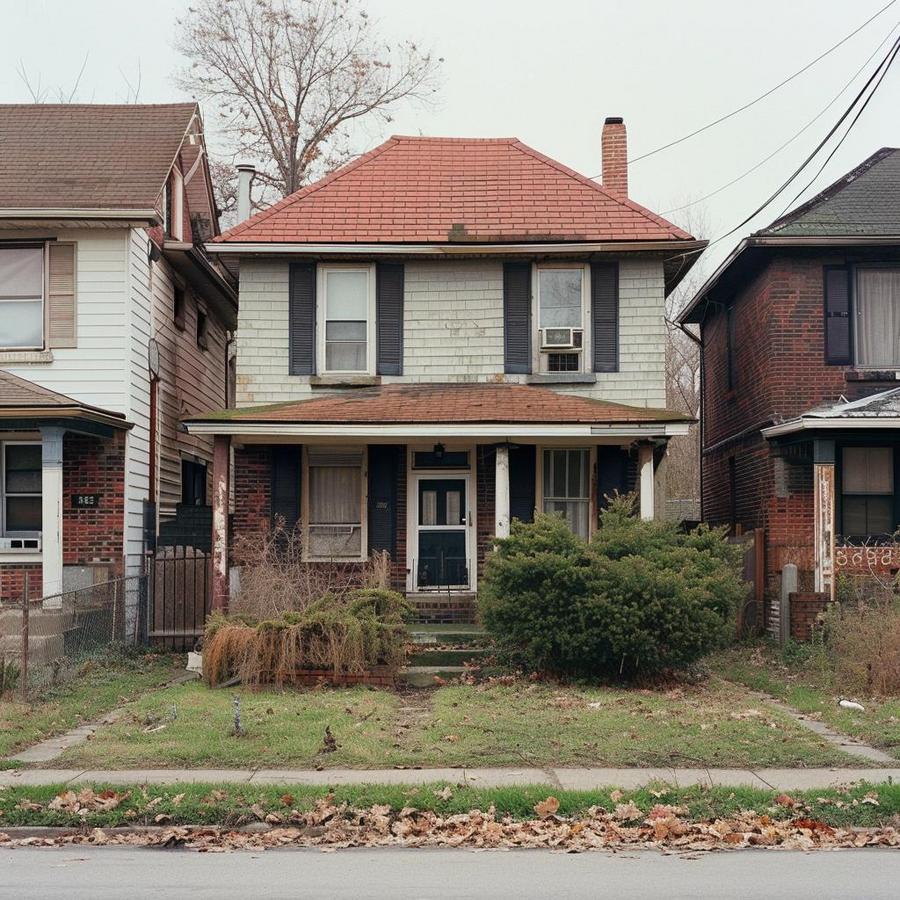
[2,780,900,830]
[712,645,900,761]
[0,652,183,759]
[52,675,866,770]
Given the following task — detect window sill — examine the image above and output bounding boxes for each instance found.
[0,550,42,564]
[846,369,900,382]
[0,350,53,364]
[526,373,597,385]
[309,375,381,388]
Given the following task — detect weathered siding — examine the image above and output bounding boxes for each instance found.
[235,257,667,408]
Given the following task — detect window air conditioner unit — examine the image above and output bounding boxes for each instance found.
[0,537,41,551]
[541,327,583,350]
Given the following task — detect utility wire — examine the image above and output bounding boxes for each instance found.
[590,0,896,176]
[660,19,900,216]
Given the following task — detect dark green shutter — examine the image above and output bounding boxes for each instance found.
[591,262,619,372]
[288,262,316,375]
[509,444,536,523]
[596,445,630,511]
[271,445,301,530]
[824,266,852,365]
[376,263,404,375]
[503,262,532,374]
[368,445,401,555]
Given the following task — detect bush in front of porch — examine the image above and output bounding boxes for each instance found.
[479,496,745,680]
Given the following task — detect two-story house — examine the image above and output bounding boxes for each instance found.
[678,148,900,634]
[0,103,236,627]
[186,119,702,622]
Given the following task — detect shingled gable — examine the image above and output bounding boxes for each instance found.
[215,136,694,245]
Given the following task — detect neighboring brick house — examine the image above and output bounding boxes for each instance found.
[0,104,236,625]
[185,119,703,621]
[678,147,900,632]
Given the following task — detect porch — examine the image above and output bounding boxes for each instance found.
[183,383,692,619]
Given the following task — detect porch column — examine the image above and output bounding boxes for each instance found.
[638,442,655,521]
[813,439,836,598]
[495,443,511,539]
[212,434,231,612]
[39,426,65,606]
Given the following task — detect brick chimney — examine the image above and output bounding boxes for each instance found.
[601,117,628,197]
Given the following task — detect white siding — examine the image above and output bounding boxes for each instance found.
[235,257,667,409]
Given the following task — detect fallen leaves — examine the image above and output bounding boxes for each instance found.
[2,798,899,853]
[48,789,129,816]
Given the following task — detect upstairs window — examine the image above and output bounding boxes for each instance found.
[2,442,42,536]
[855,269,900,368]
[841,446,894,538]
[536,267,586,373]
[0,246,43,350]
[318,267,374,374]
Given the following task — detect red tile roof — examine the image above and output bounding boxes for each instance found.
[0,103,198,210]
[193,383,691,425]
[218,136,692,244]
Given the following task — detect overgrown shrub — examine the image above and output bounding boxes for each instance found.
[203,587,411,688]
[479,496,745,680]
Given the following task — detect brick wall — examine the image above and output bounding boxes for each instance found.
[789,592,829,641]
[233,445,272,539]
[0,565,42,603]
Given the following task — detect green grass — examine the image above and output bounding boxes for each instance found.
[1,781,899,829]
[0,652,183,758]
[52,675,865,770]
[713,645,900,760]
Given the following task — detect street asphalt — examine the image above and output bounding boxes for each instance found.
[2,846,899,899]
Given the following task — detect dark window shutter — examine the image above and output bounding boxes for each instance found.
[597,445,630,512]
[824,266,852,365]
[509,444,536,523]
[376,263,404,375]
[288,262,316,375]
[503,262,532,374]
[591,262,619,372]
[367,445,401,555]
[271,445,301,530]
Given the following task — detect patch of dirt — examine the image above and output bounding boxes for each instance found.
[391,688,434,754]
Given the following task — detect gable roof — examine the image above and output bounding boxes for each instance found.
[0,103,199,212]
[185,383,692,433]
[217,136,693,245]
[0,370,129,429]
[678,148,900,324]
[761,148,900,238]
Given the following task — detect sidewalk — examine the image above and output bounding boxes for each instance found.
[1,766,897,791]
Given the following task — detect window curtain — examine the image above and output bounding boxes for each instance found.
[856,270,900,367]
[307,449,363,558]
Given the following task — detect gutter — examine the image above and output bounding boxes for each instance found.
[204,239,708,257]
[0,406,132,431]
[0,208,159,222]
[762,416,900,438]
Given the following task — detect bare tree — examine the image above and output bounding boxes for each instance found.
[175,0,442,213]
[17,54,90,103]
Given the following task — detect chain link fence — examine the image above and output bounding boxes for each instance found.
[0,573,147,699]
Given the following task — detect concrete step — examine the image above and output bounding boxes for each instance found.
[0,633,65,666]
[408,625,488,646]
[400,666,467,688]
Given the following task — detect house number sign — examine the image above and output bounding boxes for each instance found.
[71,494,101,509]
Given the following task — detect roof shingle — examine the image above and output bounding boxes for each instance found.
[218,136,692,244]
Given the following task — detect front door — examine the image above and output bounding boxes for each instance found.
[415,477,470,590]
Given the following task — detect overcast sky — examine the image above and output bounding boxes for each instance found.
[3,0,898,283]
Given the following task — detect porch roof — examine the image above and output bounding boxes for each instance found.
[184,383,692,439]
[0,369,130,433]
[762,388,900,438]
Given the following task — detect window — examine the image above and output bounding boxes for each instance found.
[841,446,895,538]
[320,267,373,374]
[2,443,42,536]
[173,285,186,330]
[181,459,207,507]
[305,448,365,559]
[196,307,209,350]
[542,448,590,539]
[856,269,900,368]
[536,267,586,373]
[0,246,43,349]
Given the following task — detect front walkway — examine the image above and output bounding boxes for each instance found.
[1,766,897,791]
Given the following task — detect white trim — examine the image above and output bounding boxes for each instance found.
[406,445,476,593]
[0,551,42,564]
[0,208,158,220]
[301,445,368,563]
[316,264,376,376]
[206,240,705,257]
[171,167,185,242]
[186,422,689,439]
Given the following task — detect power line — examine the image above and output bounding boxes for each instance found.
[660,19,900,216]
[589,0,896,177]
